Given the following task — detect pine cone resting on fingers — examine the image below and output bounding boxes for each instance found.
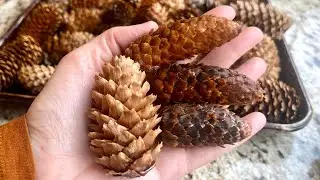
[160,104,251,147]
[89,56,163,178]
[125,15,242,70]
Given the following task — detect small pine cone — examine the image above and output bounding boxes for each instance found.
[231,35,281,79]
[160,104,251,147]
[101,0,137,26]
[135,2,170,25]
[64,8,103,33]
[17,2,64,43]
[231,1,292,39]
[47,31,94,64]
[229,77,300,124]
[0,51,20,90]
[146,64,264,106]
[185,0,215,14]
[167,8,200,23]
[69,0,110,8]
[17,65,55,94]
[89,56,162,177]
[125,15,242,70]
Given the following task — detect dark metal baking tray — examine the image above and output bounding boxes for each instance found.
[0,1,313,131]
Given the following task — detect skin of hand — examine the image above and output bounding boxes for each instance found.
[26,6,267,180]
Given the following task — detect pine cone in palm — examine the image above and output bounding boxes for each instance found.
[160,104,251,147]
[229,77,300,124]
[89,56,162,177]
[125,15,242,70]
[64,8,103,33]
[231,35,281,79]
[17,2,64,43]
[46,31,94,64]
[230,0,292,39]
[17,65,55,94]
[146,64,264,106]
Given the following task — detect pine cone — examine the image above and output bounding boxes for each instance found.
[17,65,55,94]
[101,0,136,27]
[135,2,170,24]
[0,35,44,90]
[17,2,64,43]
[160,104,251,147]
[69,0,110,8]
[229,77,300,124]
[230,1,292,39]
[64,8,103,33]
[124,0,157,8]
[167,8,200,23]
[146,63,264,106]
[89,56,162,177]
[231,35,281,79]
[47,31,94,64]
[125,15,242,70]
[185,0,215,14]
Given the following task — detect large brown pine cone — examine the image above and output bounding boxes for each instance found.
[64,8,104,33]
[17,65,55,94]
[230,0,292,39]
[125,15,242,70]
[46,31,94,64]
[160,104,251,147]
[229,77,300,124]
[231,35,281,79]
[146,63,264,106]
[89,56,162,177]
[17,2,64,43]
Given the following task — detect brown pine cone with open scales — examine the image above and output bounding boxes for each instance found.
[229,77,300,124]
[46,31,94,64]
[125,15,242,70]
[160,104,251,147]
[89,56,162,178]
[64,8,103,34]
[231,35,281,79]
[230,0,292,39]
[17,65,55,95]
[17,2,64,43]
[146,63,264,106]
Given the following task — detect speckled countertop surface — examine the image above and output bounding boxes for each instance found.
[0,0,319,179]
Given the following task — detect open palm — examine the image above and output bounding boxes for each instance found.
[26,6,266,180]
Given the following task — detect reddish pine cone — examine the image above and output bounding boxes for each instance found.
[17,2,64,43]
[89,56,162,177]
[160,104,251,147]
[125,15,242,70]
[231,1,292,39]
[231,35,281,79]
[229,77,300,124]
[146,64,264,106]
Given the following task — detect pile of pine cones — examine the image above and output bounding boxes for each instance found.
[0,1,299,121]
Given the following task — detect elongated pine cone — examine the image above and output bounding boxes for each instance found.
[17,65,55,94]
[231,35,281,79]
[160,104,251,147]
[229,77,300,124]
[47,31,94,64]
[17,2,64,42]
[231,1,292,39]
[89,56,163,177]
[146,64,264,105]
[64,8,103,33]
[125,15,242,70]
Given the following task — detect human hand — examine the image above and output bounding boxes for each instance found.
[26,6,266,180]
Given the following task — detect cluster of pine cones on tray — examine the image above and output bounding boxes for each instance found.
[0,0,301,177]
